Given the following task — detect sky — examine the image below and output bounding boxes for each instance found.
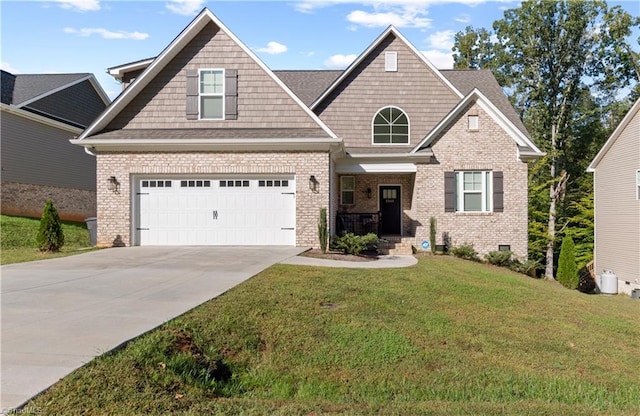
[2,0,639,100]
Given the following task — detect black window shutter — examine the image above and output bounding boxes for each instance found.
[493,171,504,212]
[444,172,455,212]
[225,69,238,120]
[186,69,199,120]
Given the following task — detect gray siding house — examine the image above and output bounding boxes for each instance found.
[72,8,543,255]
[587,99,640,295]
[1,70,109,221]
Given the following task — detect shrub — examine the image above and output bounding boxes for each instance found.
[318,208,328,253]
[333,233,378,256]
[451,243,480,262]
[557,236,578,289]
[36,199,65,252]
[484,250,513,267]
[429,217,437,254]
[509,258,540,277]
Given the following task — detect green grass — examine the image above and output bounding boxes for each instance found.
[1,215,94,264]
[27,257,640,415]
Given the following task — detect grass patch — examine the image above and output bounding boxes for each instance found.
[1,215,95,264]
[26,257,640,415]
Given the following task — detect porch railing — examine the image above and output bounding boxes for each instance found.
[336,212,381,236]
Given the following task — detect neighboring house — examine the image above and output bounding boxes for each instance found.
[72,8,543,255]
[1,70,109,221]
[587,99,640,295]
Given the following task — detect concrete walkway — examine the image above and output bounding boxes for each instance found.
[280,254,417,268]
[0,246,304,411]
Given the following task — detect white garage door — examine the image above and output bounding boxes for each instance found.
[137,177,296,245]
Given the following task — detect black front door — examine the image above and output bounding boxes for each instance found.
[379,186,401,235]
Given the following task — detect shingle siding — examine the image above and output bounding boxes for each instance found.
[106,22,322,131]
[315,34,460,149]
[593,106,640,293]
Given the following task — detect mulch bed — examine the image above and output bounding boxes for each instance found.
[300,249,379,262]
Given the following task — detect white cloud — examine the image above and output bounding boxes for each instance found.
[1,61,20,73]
[455,14,471,23]
[324,54,358,69]
[165,0,205,16]
[421,49,454,69]
[347,9,431,28]
[54,0,100,12]
[64,27,149,40]
[255,41,288,55]
[428,30,455,50]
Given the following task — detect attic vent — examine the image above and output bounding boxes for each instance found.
[385,52,397,72]
[468,115,479,131]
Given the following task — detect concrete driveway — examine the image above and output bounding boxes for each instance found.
[0,246,304,411]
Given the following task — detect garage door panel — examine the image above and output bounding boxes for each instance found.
[137,177,295,246]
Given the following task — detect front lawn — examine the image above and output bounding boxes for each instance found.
[27,257,639,415]
[1,215,94,264]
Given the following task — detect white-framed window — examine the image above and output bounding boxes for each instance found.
[636,170,640,200]
[340,176,355,205]
[199,69,224,119]
[372,106,409,144]
[456,171,492,212]
[385,51,397,72]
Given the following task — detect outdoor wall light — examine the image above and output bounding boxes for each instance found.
[309,175,319,193]
[366,187,372,199]
[107,176,120,193]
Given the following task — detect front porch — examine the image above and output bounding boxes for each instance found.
[335,172,417,254]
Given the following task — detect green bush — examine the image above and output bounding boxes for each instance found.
[318,208,328,253]
[36,199,65,252]
[333,233,378,256]
[451,243,480,262]
[509,258,540,277]
[429,217,437,254]
[557,236,578,289]
[484,250,513,267]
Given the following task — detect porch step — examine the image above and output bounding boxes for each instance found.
[378,237,415,255]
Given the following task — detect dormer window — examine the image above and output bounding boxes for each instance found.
[373,106,409,144]
[199,69,224,120]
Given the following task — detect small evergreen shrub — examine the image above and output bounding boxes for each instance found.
[484,250,513,267]
[557,236,578,289]
[333,233,378,256]
[318,208,328,253]
[451,243,480,262]
[429,217,437,254]
[36,199,65,252]
[508,258,540,277]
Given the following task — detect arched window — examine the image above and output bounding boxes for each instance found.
[372,106,409,144]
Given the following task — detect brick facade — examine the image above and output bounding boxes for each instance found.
[333,103,529,259]
[0,181,96,222]
[96,151,329,247]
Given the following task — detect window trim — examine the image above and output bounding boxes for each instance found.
[340,176,355,205]
[371,106,410,146]
[455,171,493,212]
[198,68,225,120]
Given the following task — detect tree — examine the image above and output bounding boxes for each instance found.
[452,26,496,71]
[452,0,640,280]
[37,199,65,252]
[557,236,578,289]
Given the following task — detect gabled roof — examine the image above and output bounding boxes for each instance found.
[310,26,463,110]
[587,98,640,172]
[273,70,342,106]
[441,69,530,140]
[412,88,544,160]
[107,57,155,80]
[77,8,337,142]
[7,73,109,107]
